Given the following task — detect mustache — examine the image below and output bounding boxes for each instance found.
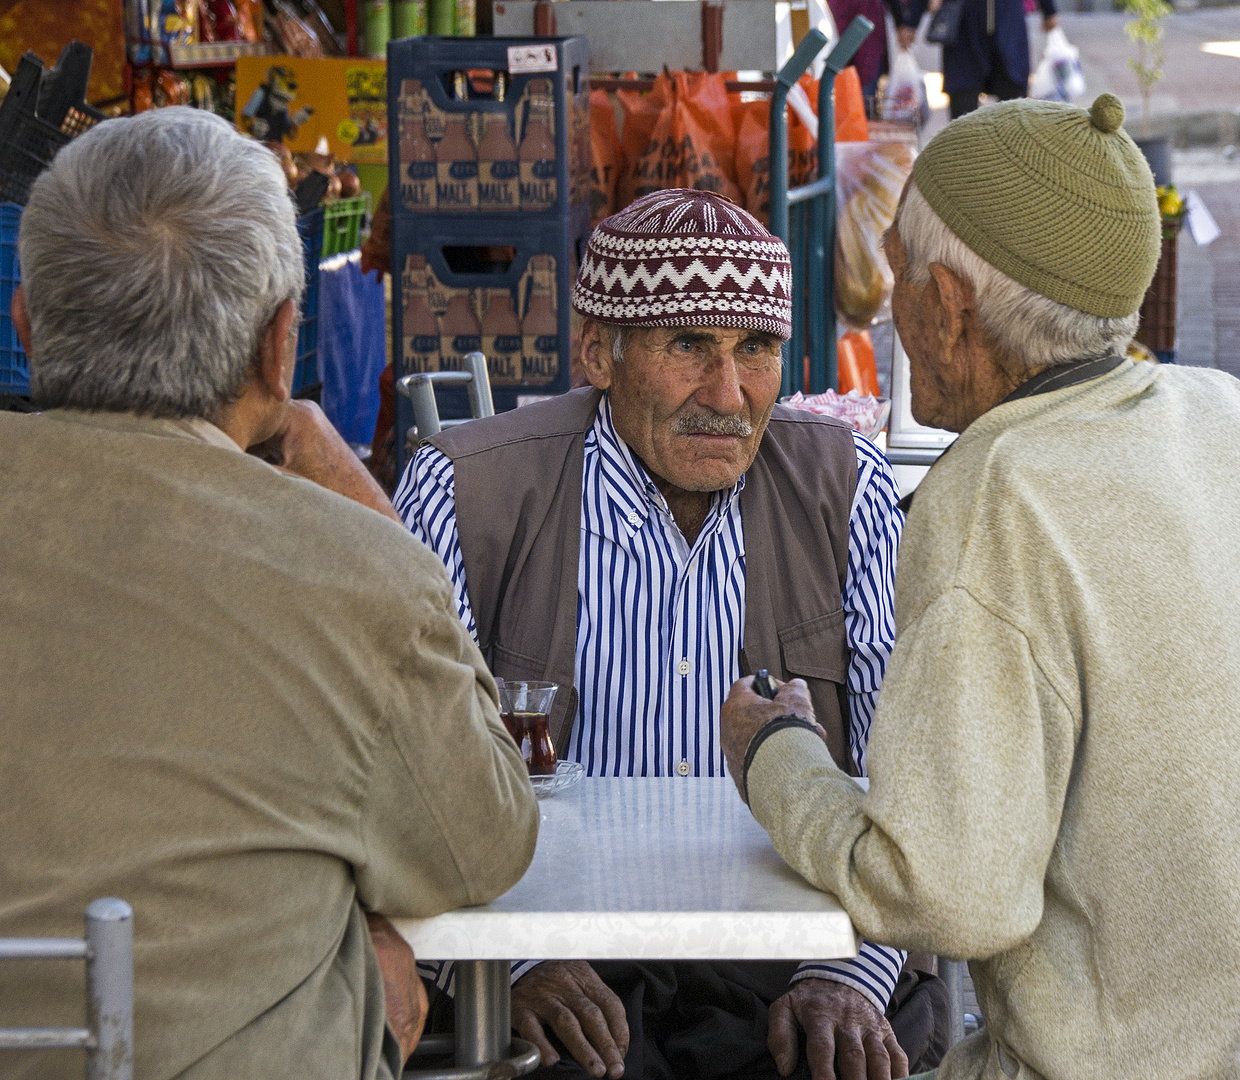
[670,411,753,437]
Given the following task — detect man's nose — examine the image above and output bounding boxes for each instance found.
[695,352,746,416]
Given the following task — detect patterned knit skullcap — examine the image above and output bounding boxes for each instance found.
[571,189,793,339]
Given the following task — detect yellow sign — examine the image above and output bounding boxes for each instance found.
[235,56,388,165]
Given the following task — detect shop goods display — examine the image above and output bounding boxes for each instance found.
[388,35,589,447]
[783,388,890,440]
[236,56,387,168]
[834,140,914,329]
[388,36,589,219]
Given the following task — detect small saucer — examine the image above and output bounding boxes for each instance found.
[530,760,584,797]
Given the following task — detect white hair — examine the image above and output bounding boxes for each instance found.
[20,107,304,417]
[896,181,1138,373]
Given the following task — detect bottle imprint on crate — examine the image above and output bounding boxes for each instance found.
[493,71,508,102]
[482,288,523,385]
[519,82,557,211]
[522,255,558,385]
[400,82,437,212]
[437,115,478,211]
[478,113,519,212]
[402,255,441,374]
[440,291,482,371]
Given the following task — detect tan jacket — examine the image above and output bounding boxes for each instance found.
[747,362,1240,1079]
[429,387,861,771]
[0,409,538,1080]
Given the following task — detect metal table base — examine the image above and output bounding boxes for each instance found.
[404,960,539,1080]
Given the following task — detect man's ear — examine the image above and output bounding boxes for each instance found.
[579,318,615,391]
[257,298,298,404]
[927,261,975,359]
[12,285,32,356]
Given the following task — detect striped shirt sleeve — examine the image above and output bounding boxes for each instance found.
[792,431,907,1014]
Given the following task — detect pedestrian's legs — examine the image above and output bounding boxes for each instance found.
[862,75,881,119]
[948,89,981,119]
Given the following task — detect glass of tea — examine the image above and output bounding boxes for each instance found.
[497,680,559,776]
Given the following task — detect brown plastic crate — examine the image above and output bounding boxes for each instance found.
[1137,233,1178,355]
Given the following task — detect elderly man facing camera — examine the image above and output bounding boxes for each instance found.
[0,108,537,1080]
[396,189,948,1080]
[722,95,1240,1079]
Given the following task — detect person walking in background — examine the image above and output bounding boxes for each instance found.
[827,0,912,115]
[899,0,1057,118]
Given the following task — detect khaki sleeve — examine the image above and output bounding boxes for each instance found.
[747,587,1077,959]
[355,567,539,917]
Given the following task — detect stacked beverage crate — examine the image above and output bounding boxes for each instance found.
[387,35,590,463]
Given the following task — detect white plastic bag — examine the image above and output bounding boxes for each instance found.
[1031,27,1086,102]
[881,49,930,128]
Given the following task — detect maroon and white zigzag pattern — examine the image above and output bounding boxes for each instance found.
[576,256,791,300]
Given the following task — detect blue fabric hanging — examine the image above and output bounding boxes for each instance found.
[317,251,386,447]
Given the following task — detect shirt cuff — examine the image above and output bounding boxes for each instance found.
[419,959,544,996]
[791,942,907,1014]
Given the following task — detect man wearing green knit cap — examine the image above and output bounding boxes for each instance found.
[721,94,1240,1079]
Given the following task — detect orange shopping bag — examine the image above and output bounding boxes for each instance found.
[590,89,622,226]
[618,71,742,208]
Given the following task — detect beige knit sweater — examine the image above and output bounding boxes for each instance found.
[748,361,1240,1080]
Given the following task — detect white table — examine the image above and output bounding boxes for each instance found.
[394,778,858,1077]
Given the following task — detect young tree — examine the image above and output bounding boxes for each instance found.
[1124,0,1173,138]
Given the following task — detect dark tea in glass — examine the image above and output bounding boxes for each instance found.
[497,681,559,777]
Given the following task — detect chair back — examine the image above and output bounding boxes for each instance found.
[0,897,134,1080]
[398,350,495,457]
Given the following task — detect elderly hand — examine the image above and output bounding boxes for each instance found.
[769,979,909,1080]
[897,25,917,50]
[365,912,429,1065]
[250,399,401,523]
[720,675,825,802]
[511,960,629,1078]
[1043,13,1059,30]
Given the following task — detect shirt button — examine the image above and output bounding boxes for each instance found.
[677,659,691,676]
[677,760,690,776]
[626,511,641,527]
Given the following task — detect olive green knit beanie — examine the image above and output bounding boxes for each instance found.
[910,94,1161,318]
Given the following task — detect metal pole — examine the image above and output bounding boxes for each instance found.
[770,29,829,398]
[940,958,967,1045]
[454,960,511,1067]
[86,898,133,1080]
[817,16,875,392]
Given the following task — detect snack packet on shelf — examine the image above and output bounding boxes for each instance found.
[783,389,891,440]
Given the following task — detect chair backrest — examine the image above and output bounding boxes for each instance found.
[398,350,495,457]
[0,897,134,1080]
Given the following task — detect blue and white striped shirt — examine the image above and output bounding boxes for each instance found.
[394,395,906,1012]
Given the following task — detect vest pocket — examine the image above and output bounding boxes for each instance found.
[490,642,547,680]
[777,608,849,684]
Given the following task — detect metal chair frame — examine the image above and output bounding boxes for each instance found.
[768,16,875,399]
[0,897,134,1080]
[398,352,495,459]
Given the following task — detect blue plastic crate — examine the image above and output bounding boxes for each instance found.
[294,206,324,396]
[0,202,27,395]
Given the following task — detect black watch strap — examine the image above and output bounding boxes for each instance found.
[742,715,818,803]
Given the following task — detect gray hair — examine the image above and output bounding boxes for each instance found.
[20,107,304,418]
[896,182,1138,373]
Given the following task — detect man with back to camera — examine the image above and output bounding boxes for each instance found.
[395,188,949,1080]
[721,94,1240,1079]
[0,107,538,1080]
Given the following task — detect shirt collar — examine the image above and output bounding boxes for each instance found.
[42,409,243,452]
[592,394,746,532]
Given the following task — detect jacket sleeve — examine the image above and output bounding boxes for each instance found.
[354,559,538,917]
[746,586,1078,959]
[903,0,928,31]
[1038,0,1057,19]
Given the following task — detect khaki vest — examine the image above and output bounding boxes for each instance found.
[429,388,860,772]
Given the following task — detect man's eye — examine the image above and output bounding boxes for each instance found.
[673,338,696,352]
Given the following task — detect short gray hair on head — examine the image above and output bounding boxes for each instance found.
[20,106,304,418]
[598,321,636,364]
[895,181,1138,373]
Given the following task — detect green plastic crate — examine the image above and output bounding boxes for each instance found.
[321,193,370,258]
